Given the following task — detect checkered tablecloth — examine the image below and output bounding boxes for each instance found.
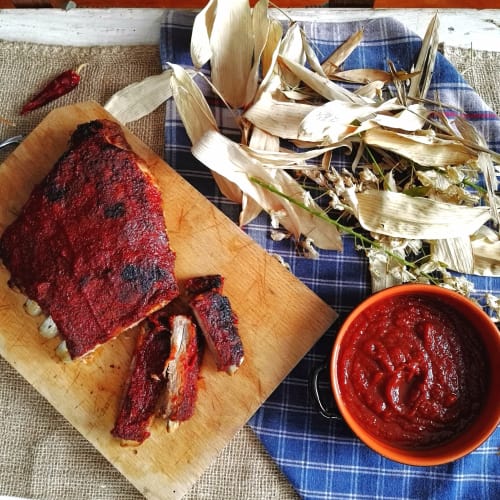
[160,10,500,500]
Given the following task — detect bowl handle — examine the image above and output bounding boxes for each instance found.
[309,360,342,420]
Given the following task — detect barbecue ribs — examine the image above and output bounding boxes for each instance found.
[111,315,170,444]
[0,119,179,359]
[189,290,244,374]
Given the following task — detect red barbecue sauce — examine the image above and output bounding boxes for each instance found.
[337,295,488,449]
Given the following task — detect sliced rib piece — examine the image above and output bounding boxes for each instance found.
[189,291,244,374]
[184,274,225,295]
[0,119,179,359]
[111,317,170,444]
[161,314,203,432]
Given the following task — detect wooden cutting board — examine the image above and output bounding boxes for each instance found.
[0,102,337,499]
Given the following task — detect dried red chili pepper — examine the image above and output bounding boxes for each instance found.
[20,64,86,115]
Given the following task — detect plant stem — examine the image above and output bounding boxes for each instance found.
[364,145,390,190]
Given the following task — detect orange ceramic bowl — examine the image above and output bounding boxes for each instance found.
[330,283,500,466]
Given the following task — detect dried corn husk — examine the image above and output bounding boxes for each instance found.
[244,93,316,139]
[246,0,271,107]
[362,128,476,167]
[408,13,439,99]
[431,235,500,276]
[277,23,306,89]
[103,70,173,123]
[190,0,217,68]
[297,100,376,144]
[471,237,500,276]
[169,63,217,144]
[300,26,326,78]
[240,125,279,225]
[278,55,367,104]
[357,190,491,239]
[321,28,364,77]
[369,104,429,132]
[261,19,283,78]
[355,80,385,98]
[169,63,242,203]
[331,68,391,84]
[431,237,474,274]
[455,117,499,227]
[209,0,254,108]
[191,130,343,250]
[241,144,343,168]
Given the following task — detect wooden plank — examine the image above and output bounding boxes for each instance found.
[0,8,498,50]
[0,101,337,500]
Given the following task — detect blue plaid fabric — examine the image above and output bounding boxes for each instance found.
[160,10,500,500]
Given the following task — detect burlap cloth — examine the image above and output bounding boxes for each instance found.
[0,39,498,500]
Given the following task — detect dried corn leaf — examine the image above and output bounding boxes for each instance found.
[278,55,366,104]
[355,81,385,99]
[240,125,279,226]
[455,117,499,227]
[471,237,500,276]
[321,28,364,77]
[431,237,474,274]
[278,23,306,89]
[261,19,283,78]
[169,63,217,144]
[370,104,429,132]
[408,13,439,99]
[298,100,382,144]
[242,144,341,168]
[169,63,241,203]
[244,93,316,139]
[190,0,217,68]
[209,0,254,108]
[332,68,391,84]
[103,70,173,124]
[191,130,343,250]
[357,190,491,239]
[362,128,476,167]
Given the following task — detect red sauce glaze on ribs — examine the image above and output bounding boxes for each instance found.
[189,291,244,374]
[111,316,170,444]
[0,119,179,358]
[184,274,224,295]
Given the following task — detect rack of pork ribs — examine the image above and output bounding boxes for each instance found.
[0,119,244,445]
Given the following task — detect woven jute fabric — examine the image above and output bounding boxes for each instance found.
[444,46,500,116]
[0,40,298,500]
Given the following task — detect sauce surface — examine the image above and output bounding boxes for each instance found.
[337,294,488,448]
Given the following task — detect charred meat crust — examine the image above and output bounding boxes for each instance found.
[189,291,244,374]
[184,274,225,295]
